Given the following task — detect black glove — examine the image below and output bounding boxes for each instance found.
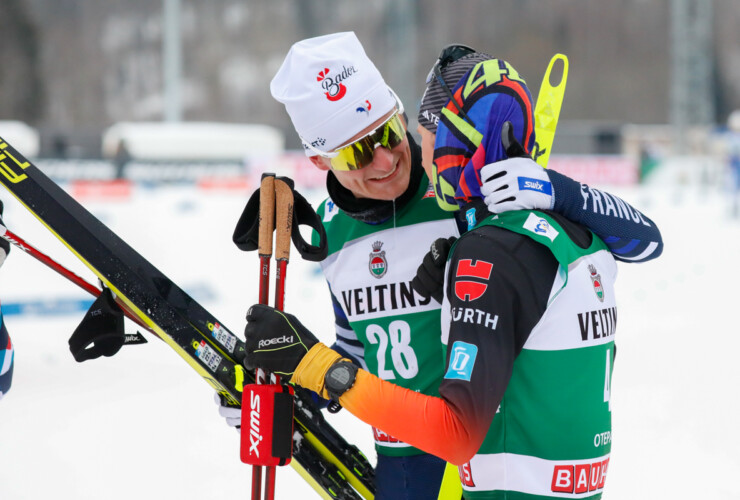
[501,120,530,158]
[411,236,456,303]
[244,304,320,376]
[0,200,10,268]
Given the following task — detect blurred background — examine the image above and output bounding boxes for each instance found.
[1,0,740,190]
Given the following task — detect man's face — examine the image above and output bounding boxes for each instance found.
[417,124,435,181]
[309,110,412,201]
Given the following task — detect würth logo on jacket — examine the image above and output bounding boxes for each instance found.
[317,65,358,102]
[454,259,493,301]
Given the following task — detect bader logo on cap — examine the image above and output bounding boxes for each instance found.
[317,66,358,102]
[270,31,398,153]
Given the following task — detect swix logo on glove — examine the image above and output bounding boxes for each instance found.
[258,335,294,348]
[241,384,294,467]
[518,177,553,195]
[454,259,493,301]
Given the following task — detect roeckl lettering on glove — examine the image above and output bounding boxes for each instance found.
[258,335,295,348]
[244,304,320,376]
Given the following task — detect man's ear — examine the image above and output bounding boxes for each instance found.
[309,156,331,171]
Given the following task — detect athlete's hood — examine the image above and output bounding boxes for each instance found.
[429,59,536,211]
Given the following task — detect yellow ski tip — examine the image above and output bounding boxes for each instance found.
[534,53,569,168]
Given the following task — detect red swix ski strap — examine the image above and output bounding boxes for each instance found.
[240,383,294,467]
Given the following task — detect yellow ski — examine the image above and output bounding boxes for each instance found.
[533,53,569,168]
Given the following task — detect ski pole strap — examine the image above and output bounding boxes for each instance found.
[290,189,327,262]
[232,186,262,252]
[232,178,327,262]
[232,174,277,253]
[68,288,148,362]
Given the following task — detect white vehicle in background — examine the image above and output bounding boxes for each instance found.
[101,121,284,161]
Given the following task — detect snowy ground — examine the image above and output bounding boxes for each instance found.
[0,170,738,499]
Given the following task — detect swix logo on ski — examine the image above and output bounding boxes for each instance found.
[551,457,609,494]
[317,65,358,102]
[518,176,553,195]
[248,390,263,457]
[257,335,294,349]
[454,259,493,301]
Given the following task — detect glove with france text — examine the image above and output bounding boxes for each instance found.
[479,121,555,214]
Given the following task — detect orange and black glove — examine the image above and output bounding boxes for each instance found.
[244,305,346,399]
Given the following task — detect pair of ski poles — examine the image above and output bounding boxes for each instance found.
[251,173,294,500]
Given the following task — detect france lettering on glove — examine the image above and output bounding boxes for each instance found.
[411,236,456,303]
[243,304,319,377]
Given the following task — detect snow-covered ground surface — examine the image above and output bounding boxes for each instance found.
[0,170,738,499]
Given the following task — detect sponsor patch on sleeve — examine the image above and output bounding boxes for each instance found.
[444,341,478,381]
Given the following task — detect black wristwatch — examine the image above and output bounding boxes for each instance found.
[324,361,358,401]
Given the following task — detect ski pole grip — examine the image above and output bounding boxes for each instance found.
[240,383,294,467]
[258,174,276,257]
[274,177,294,262]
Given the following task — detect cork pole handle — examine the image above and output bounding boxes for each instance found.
[273,178,294,263]
[258,175,275,258]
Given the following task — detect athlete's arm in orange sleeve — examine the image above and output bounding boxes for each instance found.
[291,343,488,465]
[341,368,488,465]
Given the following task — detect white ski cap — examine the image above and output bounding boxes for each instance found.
[270,31,398,154]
